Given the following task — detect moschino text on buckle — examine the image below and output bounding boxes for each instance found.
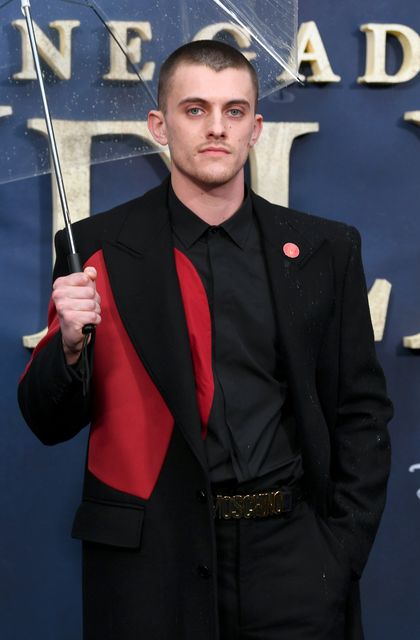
[213,490,292,520]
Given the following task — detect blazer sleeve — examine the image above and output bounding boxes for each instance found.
[326,226,393,577]
[17,229,92,445]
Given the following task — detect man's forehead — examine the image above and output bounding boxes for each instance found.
[166,63,255,103]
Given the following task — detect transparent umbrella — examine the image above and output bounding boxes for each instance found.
[0,0,298,185]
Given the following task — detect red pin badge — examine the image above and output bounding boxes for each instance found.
[283,242,300,258]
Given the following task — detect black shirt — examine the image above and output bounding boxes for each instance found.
[169,186,303,485]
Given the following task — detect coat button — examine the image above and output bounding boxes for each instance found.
[197,564,211,579]
[196,489,208,503]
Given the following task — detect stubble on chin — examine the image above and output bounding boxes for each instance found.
[190,156,242,189]
[193,169,235,188]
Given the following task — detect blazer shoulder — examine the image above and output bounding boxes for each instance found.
[251,191,361,249]
[55,180,169,258]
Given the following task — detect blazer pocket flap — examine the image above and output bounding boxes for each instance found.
[71,500,144,549]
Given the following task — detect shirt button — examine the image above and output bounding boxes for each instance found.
[209,226,219,234]
[197,564,211,579]
[196,489,208,503]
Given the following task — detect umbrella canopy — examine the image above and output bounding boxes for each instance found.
[0,0,298,184]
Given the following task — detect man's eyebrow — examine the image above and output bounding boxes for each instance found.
[177,97,251,108]
[224,99,251,108]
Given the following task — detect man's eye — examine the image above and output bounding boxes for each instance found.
[228,108,243,117]
[188,107,203,116]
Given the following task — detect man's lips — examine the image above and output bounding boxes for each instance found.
[199,146,231,155]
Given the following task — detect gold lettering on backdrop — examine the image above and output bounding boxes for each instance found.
[193,23,256,61]
[402,111,420,350]
[23,328,47,349]
[297,21,341,83]
[403,334,420,349]
[404,110,420,125]
[368,279,392,342]
[12,20,80,81]
[0,106,13,117]
[6,19,420,86]
[103,21,155,82]
[248,122,319,207]
[358,24,420,84]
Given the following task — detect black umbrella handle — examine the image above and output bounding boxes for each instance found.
[67,252,95,335]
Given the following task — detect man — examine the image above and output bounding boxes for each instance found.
[18,40,392,639]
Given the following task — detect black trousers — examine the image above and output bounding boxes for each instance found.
[215,501,352,639]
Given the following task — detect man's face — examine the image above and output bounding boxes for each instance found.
[148,63,263,190]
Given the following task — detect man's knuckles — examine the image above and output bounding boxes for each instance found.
[53,273,89,288]
[52,285,96,306]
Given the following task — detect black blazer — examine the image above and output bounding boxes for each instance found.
[18,179,392,640]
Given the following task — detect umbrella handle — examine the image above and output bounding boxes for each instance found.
[82,324,95,336]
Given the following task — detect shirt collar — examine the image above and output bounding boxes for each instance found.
[168,183,253,250]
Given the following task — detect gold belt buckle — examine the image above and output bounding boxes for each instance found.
[213,490,287,520]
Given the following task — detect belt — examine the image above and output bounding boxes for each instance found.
[213,487,303,520]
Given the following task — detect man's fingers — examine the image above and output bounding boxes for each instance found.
[53,273,89,289]
[53,266,97,290]
[52,266,101,337]
[53,285,96,301]
[63,310,102,328]
[58,299,100,313]
[53,294,101,319]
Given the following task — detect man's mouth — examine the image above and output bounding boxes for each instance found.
[199,146,231,155]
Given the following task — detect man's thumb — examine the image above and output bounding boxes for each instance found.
[84,266,97,281]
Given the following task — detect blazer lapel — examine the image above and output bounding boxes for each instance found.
[252,191,318,361]
[102,182,207,470]
[252,192,333,502]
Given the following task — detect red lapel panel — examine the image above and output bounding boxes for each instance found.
[174,248,214,438]
[87,250,174,500]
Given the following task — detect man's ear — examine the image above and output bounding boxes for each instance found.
[249,114,263,148]
[147,110,168,146]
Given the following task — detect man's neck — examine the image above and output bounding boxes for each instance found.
[170,172,245,225]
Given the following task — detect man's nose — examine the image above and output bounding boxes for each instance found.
[207,111,226,138]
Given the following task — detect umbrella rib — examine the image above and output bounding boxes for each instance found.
[211,0,300,85]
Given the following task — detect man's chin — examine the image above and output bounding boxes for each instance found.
[192,169,239,189]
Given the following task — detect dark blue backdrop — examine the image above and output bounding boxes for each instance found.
[1,1,419,638]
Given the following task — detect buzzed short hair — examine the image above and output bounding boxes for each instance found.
[157,40,259,111]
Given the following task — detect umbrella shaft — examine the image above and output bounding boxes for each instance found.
[22,1,77,257]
